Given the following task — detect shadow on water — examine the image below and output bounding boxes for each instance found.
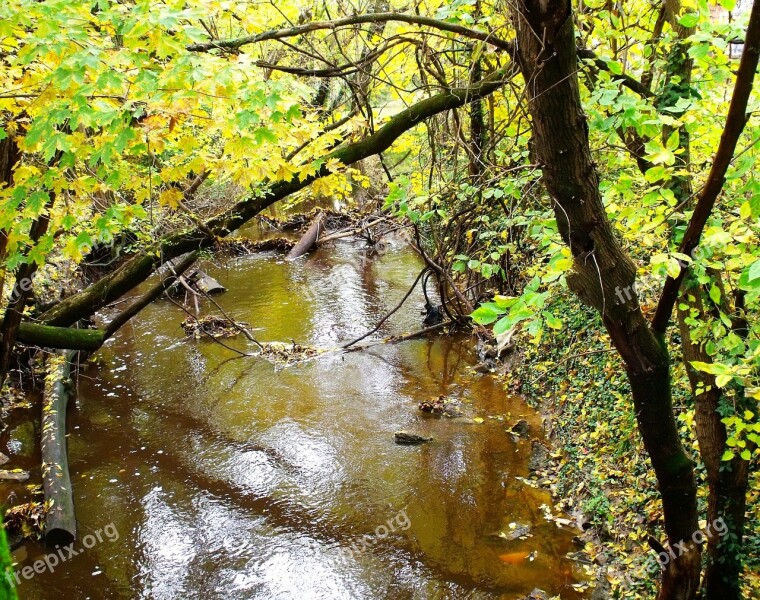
[15,236,589,599]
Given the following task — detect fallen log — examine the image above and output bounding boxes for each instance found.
[287,212,324,260]
[41,350,77,545]
[104,251,198,338]
[12,320,105,351]
[187,270,226,294]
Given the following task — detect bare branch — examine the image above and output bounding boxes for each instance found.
[186,12,514,54]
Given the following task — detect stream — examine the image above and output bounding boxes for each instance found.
[14,227,588,599]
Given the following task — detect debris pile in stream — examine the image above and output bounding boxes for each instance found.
[258,208,357,232]
[213,237,295,256]
[259,341,322,365]
[418,395,463,417]
[4,500,48,541]
[181,315,245,339]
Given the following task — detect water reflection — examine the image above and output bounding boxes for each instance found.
[16,240,586,599]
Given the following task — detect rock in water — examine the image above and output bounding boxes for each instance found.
[394,431,433,445]
[528,440,550,471]
[510,419,530,437]
[0,470,29,482]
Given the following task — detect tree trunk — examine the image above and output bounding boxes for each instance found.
[41,350,77,545]
[287,213,324,260]
[0,134,20,296]
[678,285,750,598]
[0,200,55,385]
[512,2,700,597]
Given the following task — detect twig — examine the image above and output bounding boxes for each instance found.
[343,320,452,352]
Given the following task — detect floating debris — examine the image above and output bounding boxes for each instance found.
[419,395,463,417]
[4,501,49,541]
[259,341,322,365]
[510,419,530,437]
[0,469,30,482]
[394,431,433,445]
[488,522,532,542]
[181,315,245,339]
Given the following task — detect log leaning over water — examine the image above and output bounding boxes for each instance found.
[41,350,77,545]
[287,213,324,260]
[186,270,226,294]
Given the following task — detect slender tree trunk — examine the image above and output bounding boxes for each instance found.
[468,1,486,188]
[677,285,750,598]
[656,2,756,593]
[511,2,701,597]
[0,134,20,295]
[0,198,54,385]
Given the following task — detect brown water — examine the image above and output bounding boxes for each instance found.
[13,235,587,599]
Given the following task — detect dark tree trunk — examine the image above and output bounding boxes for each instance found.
[511,2,701,597]
[0,134,20,298]
[41,350,77,545]
[678,285,750,599]
[0,200,54,385]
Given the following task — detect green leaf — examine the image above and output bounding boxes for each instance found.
[645,165,667,183]
[688,43,710,60]
[543,312,563,330]
[253,127,278,145]
[709,284,721,304]
[740,449,751,461]
[606,60,623,75]
[748,259,760,282]
[493,315,513,336]
[471,304,504,325]
[721,450,734,461]
[665,129,680,151]
[678,13,699,28]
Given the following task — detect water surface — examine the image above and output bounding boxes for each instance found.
[16,237,585,599]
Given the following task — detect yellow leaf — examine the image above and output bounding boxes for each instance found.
[159,188,183,209]
[325,157,343,173]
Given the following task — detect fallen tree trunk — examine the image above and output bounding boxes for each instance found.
[41,350,77,545]
[104,251,198,339]
[4,252,200,351]
[186,269,226,294]
[287,213,324,259]
[12,320,105,351]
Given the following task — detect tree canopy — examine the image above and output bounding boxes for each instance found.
[1,0,759,597]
